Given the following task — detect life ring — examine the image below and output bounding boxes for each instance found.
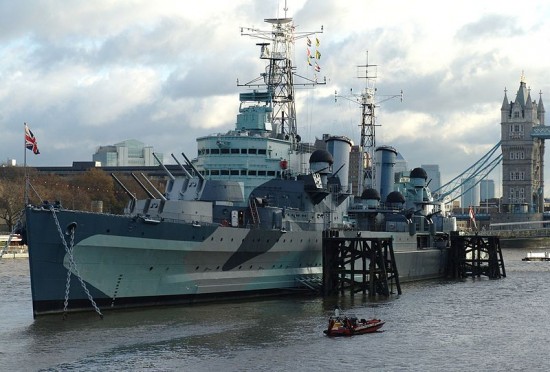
[222,219,229,227]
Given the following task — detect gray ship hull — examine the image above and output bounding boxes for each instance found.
[24,206,447,316]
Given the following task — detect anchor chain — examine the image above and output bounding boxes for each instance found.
[49,206,103,319]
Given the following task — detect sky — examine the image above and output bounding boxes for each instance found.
[2,0,550,197]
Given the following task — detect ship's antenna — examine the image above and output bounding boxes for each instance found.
[283,0,288,17]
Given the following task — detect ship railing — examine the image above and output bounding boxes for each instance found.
[484,228,550,239]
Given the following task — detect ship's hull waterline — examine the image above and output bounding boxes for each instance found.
[25,207,446,316]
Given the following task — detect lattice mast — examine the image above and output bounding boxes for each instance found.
[357,55,378,190]
[239,12,324,149]
[336,54,402,194]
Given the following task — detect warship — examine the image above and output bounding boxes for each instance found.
[23,14,456,317]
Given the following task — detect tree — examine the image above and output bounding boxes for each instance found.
[0,165,169,226]
[70,168,118,213]
[0,166,27,232]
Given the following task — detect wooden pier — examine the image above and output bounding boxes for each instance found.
[322,233,401,297]
[447,232,506,279]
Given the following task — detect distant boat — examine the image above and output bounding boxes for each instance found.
[522,251,550,261]
[0,234,28,259]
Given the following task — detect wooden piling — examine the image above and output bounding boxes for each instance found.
[322,232,401,297]
[447,232,506,279]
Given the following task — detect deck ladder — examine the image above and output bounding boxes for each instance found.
[249,197,260,228]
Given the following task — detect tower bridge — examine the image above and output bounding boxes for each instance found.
[500,76,545,214]
[530,125,550,139]
[433,76,547,217]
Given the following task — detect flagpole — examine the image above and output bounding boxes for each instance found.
[24,122,28,205]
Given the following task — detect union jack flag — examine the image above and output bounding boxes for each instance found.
[469,206,477,230]
[25,123,40,154]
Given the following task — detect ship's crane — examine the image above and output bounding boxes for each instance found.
[335,53,402,193]
[432,141,503,204]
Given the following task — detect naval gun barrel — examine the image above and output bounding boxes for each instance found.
[140,173,167,200]
[153,152,175,181]
[111,173,137,202]
[171,153,192,178]
[131,173,156,199]
[181,152,204,181]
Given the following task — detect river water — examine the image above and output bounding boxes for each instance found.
[1,247,549,371]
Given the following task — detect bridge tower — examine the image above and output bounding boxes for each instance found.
[500,75,546,213]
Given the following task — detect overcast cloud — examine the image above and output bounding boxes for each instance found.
[2,0,550,196]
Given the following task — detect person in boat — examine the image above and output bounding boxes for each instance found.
[334,306,340,318]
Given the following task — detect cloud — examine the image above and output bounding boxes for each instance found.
[2,0,550,198]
